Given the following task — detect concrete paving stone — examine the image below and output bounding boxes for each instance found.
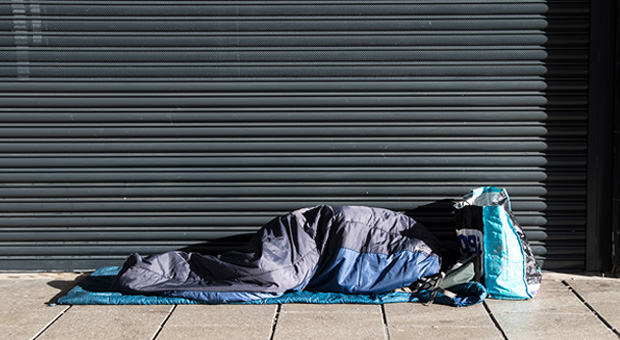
[490,308,618,340]
[485,275,619,340]
[0,273,84,306]
[36,305,173,340]
[0,306,68,340]
[565,277,620,332]
[384,303,503,340]
[273,304,386,340]
[155,304,277,340]
[0,273,83,340]
[485,279,590,314]
[0,306,70,340]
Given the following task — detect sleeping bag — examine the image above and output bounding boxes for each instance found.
[113,205,442,303]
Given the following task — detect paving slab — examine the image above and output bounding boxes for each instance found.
[36,305,173,340]
[485,275,619,340]
[486,279,588,314]
[564,276,620,333]
[0,272,82,340]
[384,302,502,340]
[156,304,276,340]
[272,304,386,340]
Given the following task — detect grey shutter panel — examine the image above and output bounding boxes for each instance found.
[1,1,588,271]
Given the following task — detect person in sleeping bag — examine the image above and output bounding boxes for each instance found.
[112,205,442,303]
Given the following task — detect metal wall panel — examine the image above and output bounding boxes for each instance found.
[1,1,589,271]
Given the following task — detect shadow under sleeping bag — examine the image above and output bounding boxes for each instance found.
[112,205,442,303]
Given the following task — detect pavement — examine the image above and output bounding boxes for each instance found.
[1,271,620,340]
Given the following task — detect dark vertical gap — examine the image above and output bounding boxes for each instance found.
[585,0,616,272]
[540,1,591,272]
[611,0,620,276]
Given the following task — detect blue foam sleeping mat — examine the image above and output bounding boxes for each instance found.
[54,266,486,307]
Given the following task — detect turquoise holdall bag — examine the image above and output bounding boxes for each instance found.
[454,186,542,300]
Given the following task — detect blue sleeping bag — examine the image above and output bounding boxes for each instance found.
[113,205,442,303]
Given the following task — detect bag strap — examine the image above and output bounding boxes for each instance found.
[402,252,479,306]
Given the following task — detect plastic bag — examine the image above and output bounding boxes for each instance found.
[454,186,542,300]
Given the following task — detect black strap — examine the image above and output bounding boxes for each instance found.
[422,272,445,306]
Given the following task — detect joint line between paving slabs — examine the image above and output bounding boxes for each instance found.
[562,280,620,338]
[268,304,282,340]
[30,305,72,340]
[151,304,177,340]
[380,304,392,340]
[483,301,509,340]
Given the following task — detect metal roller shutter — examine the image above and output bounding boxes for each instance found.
[1,1,589,271]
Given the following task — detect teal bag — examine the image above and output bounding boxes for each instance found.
[454,187,542,300]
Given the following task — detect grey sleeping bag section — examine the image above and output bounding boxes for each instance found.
[113,205,442,303]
